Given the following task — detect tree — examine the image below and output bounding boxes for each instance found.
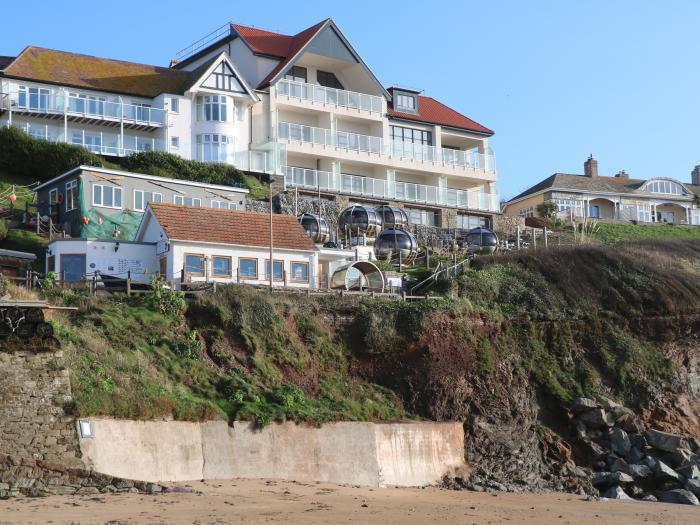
[536,201,558,219]
[693,194,700,207]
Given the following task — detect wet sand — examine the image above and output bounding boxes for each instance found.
[0,478,697,525]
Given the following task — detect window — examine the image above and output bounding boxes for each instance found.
[184,254,205,275]
[396,93,416,111]
[646,180,684,195]
[212,256,232,277]
[60,254,86,281]
[170,136,179,149]
[170,98,179,113]
[196,134,231,162]
[92,185,123,209]
[196,95,229,122]
[265,260,284,281]
[239,258,258,279]
[49,188,58,205]
[457,214,486,229]
[18,86,50,111]
[174,195,202,207]
[406,208,436,227]
[70,93,106,115]
[71,131,102,153]
[65,180,79,211]
[290,262,309,282]
[552,199,585,216]
[390,125,432,145]
[519,207,534,218]
[284,66,307,83]
[134,190,162,212]
[211,200,237,210]
[317,70,343,90]
[133,103,152,122]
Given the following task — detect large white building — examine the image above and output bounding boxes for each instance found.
[0,18,499,228]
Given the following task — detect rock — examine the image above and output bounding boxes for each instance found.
[627,464,653,479]
[585,440,607,458]
[684,479,700,498]
[641,494,658,502]
[592,471,634,487]
[664,449,694,468]
[645,429,689,454]
[616,414,643,434]
[660,489,699,506]
[594,396,621,410]
[610,429,632,457]
[629,433,646,450]
[649,458,683,483]
[602,485,632,500]
[580,409,615,429]
[677,464,700,480]
[628,447,645,464]
[609,405,635,420]
[688,438,700,453]
[575,420,587,438]
[610,458,628,473]
[572,397,598,413]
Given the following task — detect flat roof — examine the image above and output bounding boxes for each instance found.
[47,237,156,246]
[0,248,37,260]
[35,165,250,194]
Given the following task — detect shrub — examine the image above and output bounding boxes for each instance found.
[0,218,7,241]
[536,200,558,219]
[148,276,186,316]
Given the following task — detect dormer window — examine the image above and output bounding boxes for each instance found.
[284,66,307,83]
[645,180,686,195]
[396,93,415,111]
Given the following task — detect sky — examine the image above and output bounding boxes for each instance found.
[2,0,699,200]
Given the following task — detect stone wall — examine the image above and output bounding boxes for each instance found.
[78,418,467,487]
[0,349,82,467]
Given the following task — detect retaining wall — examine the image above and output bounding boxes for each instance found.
[78,418,466,487]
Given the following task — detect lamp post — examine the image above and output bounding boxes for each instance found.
[269,175,275,292]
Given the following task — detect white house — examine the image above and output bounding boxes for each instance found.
[135,202,320,288]
[1,18,499,230]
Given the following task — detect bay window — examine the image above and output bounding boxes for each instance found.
[196,134,231,162]
[196,95,229,122]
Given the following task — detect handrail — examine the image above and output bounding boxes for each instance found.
[175,22,233,61]
[410,258,469,295]
[276,79,383,114]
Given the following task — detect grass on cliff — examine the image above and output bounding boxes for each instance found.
[49,286,405,425]
[592,222,700,243]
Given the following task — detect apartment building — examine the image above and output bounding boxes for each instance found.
[504,156,700,226]
[1,18,499,229]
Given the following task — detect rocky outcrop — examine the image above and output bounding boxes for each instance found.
[571,396,700,505]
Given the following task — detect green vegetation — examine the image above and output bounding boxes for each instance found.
[591,222,700,243]
[2,229,46,269]
[0,126,268,198]
[536,200,557,219]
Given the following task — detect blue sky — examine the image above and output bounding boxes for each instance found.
[3,1,699,199]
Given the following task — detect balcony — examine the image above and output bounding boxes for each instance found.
[1,90,165,130]
[283,166,500,213]
[277,122,496,176]
[275,79,383,117]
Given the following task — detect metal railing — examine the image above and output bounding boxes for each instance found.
[277,122,495,171]
[3,90,165,127]
[276,79,383,114]
[175,22,233,62]
[283,166,500,212]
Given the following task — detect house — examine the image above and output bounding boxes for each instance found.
[33,165,249,238]
[503,156,700,226]
[135,203,320,287]
[1,18,499,231]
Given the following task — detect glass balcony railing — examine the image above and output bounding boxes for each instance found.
[4,90,165,126]
[276,79,383,114]
[283,166,500,212]
[277,122,496,172]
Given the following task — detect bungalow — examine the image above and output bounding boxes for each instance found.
[503,156,700,226]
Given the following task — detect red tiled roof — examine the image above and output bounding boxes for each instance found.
[149,203,317,252]
[388,94,494,136]
[232,19,330,87]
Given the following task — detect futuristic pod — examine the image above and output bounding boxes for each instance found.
[375,205,410,230]
[338,205,383,238]
[330,260,385,292]
[464,227,498,255]
[297,213,331,244]
[374,229,419,264]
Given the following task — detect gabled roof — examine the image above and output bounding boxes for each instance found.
[1,46,201,98]
[387,92,494,136]
[144,203,317,252]
[508,173,700,203]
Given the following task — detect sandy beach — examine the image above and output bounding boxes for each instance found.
[0,478,697,525]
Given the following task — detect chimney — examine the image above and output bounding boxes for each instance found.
[615,170,629,179]
[584,154,598,178]
[692,165,700,186]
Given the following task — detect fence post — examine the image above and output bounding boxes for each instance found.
[516,224,521,250]
[92,275,97,295]
[127,270,132,296]
[283,270,288,288]
[36,212,40,235]
[544,226,548,248]
[61,270,66,289]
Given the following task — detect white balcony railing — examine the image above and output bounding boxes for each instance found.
[277,122,495,172]
[276,79,383,114]
[2,90,165,127]
[283,166,500,212]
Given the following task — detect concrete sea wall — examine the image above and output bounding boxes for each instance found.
[78,418,466,487]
